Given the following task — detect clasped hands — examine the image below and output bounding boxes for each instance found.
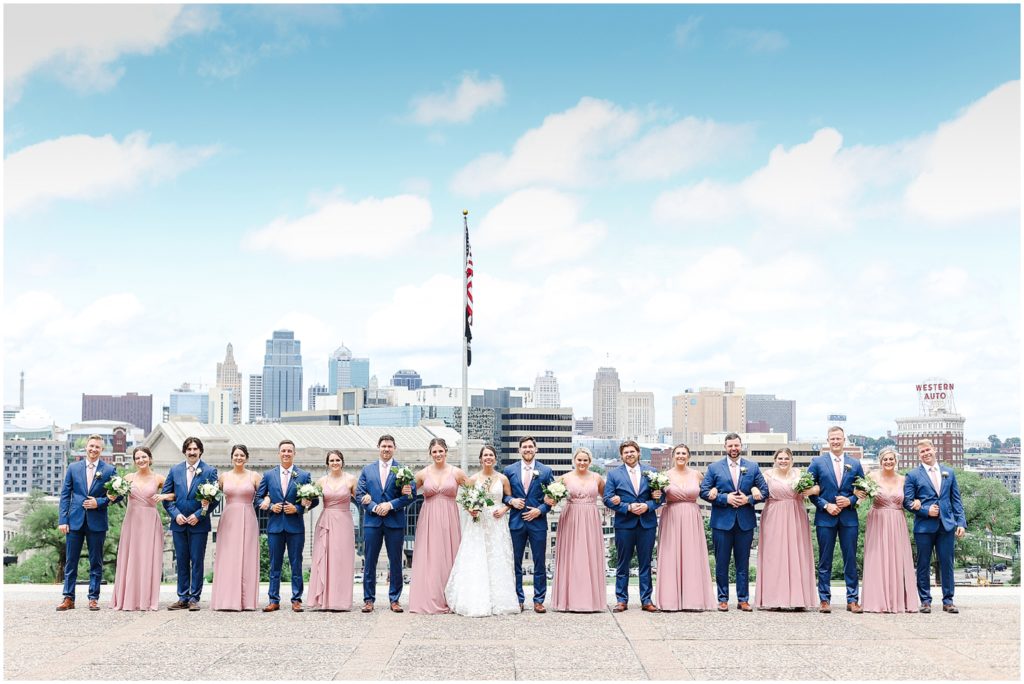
[909,499,943,519]
[825,495,855,516]
[608,496,649,515]
[508,498,542,521]
[705,487,762,508]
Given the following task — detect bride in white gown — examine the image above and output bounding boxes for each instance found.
[444,445,521,617]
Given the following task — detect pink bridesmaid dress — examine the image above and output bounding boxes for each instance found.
[210,476,259,610]
[655,476,717,611]
[754,472,817,609]
[861,486,920,613]
[551,477,605,612]
[110,477,164,610]
[308,482,355,610]
[408,471,462,614]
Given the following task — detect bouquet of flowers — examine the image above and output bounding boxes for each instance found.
[852,476,879,500]
[295,482,322,506]
[390,465,415,498]
[542,480,569,505]
[794,470,817,493]
[194,481,222,516]
[644,471,671,492]
[103,470,132,501]
[456,480,495,523]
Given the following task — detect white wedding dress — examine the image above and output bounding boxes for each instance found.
[444,475,520,617]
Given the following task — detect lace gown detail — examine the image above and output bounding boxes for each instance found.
[444,476,520,617]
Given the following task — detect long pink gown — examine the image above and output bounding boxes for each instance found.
[110,477,164,610]
[551,477,605,612]
[409,471,461,614]
[655,477,717,611]
[210,476,259,611]
[861,487,920,613]
[754,472,817,609]
[308,483,355,610]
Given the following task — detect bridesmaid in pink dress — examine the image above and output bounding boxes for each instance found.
[308,449,357,611]
[549,448,606,612]
[861,447,920,613]
[754,448,818,610]
[409,438,466,614]
[655,444,717,611]
[210,444,261,611]
[110,447,170,611]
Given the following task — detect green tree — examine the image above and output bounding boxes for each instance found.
[1004,437,1020,449]
[988,434,1002,451]
[7,490,66,581]
[4,548,60,583]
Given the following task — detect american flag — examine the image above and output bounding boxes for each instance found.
[464,217,473,367]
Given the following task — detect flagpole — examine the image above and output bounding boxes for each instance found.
[461,210,470,472]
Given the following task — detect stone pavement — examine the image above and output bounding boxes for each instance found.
[2,584,1019,681]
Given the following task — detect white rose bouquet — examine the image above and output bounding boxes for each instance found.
[542,480,569,505]
[644,471,671,492]
[103,470,132,501]
[852,476,879,500]
[194,481,222,516]
[295,482,322,507]
[456,481,495,523]
[390,465,415,498]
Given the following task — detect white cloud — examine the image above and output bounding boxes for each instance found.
[4,4,215,101]
[674,17,702,48]
[4,132,218,217]
[905,80,1020,222]
[476,189,606,267]
[243,194,433,261]
[728,28,789,54]
[452,97,747,195]
[410,72,506,125]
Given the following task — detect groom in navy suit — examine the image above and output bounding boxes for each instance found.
[162,436,218,610]
[502,435,554,612]
[807,426,865,613]
[603,440,661,612]
[356,434,416,613]
[56,435,117,611]
[904,438,966,613]
[700,433,767,611]
[258,439,318,612]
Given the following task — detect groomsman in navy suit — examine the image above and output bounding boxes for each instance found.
[603,440,661,612]
[904,438,966,613]
[162,436,219,610]
[807,426,865,613]
[258,439,318,612]
[56,435,117,611]
[502,435,554,612]
[356,434,416,613]
[700,433,767,612]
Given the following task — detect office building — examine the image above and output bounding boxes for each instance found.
[745,393,796,438]
[328,344,370,392]
[247,374,263,423]
[672,381,746,445]
[574,416,594,436]
[592,367,620,439]
[391,369,423,390]
[307,383,330,411]
[617,391,656,442]
[262,330,303,421]
[208,387,235,426]
[533,371,560,408]
[169,384,209,423]
[215,343,243,424]
[81,392,153,434]
[3,439,66,495]
[894,378,965,469]
[497,407,574,476]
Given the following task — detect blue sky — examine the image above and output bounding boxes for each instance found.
[3,3,1020,440]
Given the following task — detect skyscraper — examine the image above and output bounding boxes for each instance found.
[617,391,656,442]
[328,344,370,392]
[592,367,620,438]
[208,387,234,426]
[745,393,797,439]
[262,330,303,421]
[81,392,153,434]
[169,384,209,423]
[672,381,746,445]
[391,369,422,389]
[247,375,263,423]
[215,343,242,424]
[533,370,560,408]
[307,383,330,411]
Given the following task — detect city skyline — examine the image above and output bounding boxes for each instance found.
[3,4,1020,438]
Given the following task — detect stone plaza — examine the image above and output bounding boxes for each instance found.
[2,584,1019,681]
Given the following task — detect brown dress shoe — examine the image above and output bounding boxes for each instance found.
[819,600,831,613]
[847,602,863,614]
[167,600,189,611]
[717,602,729,612]
[612,602,628,612]
[519,603,525,612]
[390,601,404,613]
[361,601,374,613]
[737,601,752,612]
[188,601,200,611]
[88,600,100,611]
[641,604,658,612]
[919,604,931,613]
[942,604,959,614]
[534,603,546,613]
[291,601,304,613]
[56,597,75,611]
[263,603,280,612]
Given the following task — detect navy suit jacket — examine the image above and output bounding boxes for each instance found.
[257,466,319,534]
[59,459,117,532]
[700,457,768,531]
[162,459,219,532]
[602,464,661,530]
[903,464,966,534]
[807,454,864,528]
[355,460,416,529]
[502,461,554,532]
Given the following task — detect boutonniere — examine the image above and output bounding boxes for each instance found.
[195,468,202,476]
[942,471,949,479]
[94,470,105,481]
[844,464,852,472]
[739,466,748,474]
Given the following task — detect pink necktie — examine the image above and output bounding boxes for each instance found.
[930,467,941,493]
[834,459,843,485]
[630,468,640,494]
[281,468,290,493]
[87,462,96,491]
[187,465,195,490]
[730,462,739,490]
[380,463,389,489]
[523,466,533,492]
